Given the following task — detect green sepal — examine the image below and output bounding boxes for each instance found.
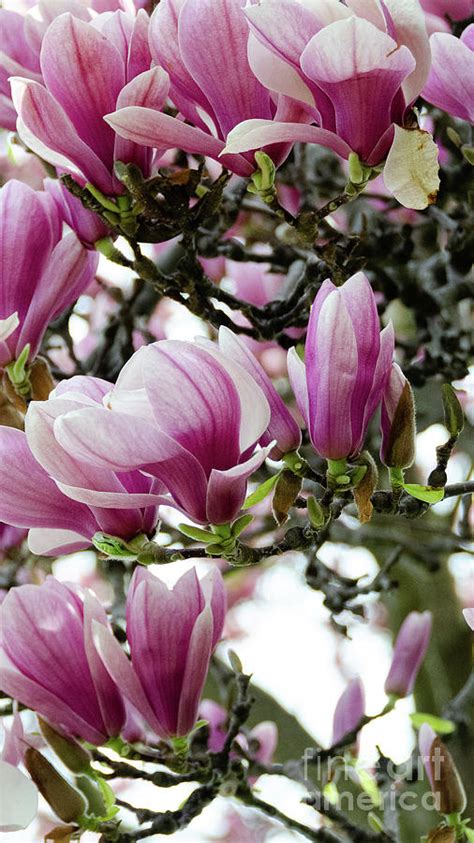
[249,151,276,194]
[402,484,445,504]
[231,513,253,537]
[85,183,118,213]
[92,532,148,560]
[177,524,223,544]
[307,496,326,529]
[6,343,31,395]
[242,472,281,509]
[322,781,339,805]
[410,712,456,735]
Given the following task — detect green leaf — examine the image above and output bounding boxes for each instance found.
[368,813,384,833]
[231,514,253,537]
[410,713,456,735]
[403,484,445,504]
[242,473,281,509]
[464,827,474,842]
[322,781,339,805]
[177,524,222,544]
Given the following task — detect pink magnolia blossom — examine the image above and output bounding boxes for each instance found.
[422,25,474,123]
[0,180,98,369]
[223,0,431,167]
[380,362,416,469]
[0,378,162,556]
[104,0,305,177]
[93,566,226,738]
[384,611,432,698]
[0,578,126,744]
[332,678,365,746]
[287,272,394,461]
[47,340,272,525]
[11,10,169,194]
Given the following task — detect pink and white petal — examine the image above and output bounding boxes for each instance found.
[383,0,431,103]
[27,528,92,556]
[247,33,315,107]
[223,119,352,160]
[176,606,214,737]
[142,342,243,473]
[92,620,166,737]
[287,347,309,427]
[105,106,254,175]
[218,327,301,457]
[360,321,395,440]
[195,334,271,454]
[422,32,474,123]
[199,568,227,649]
[83,594,125,737]
[206,447,271,525]
[126,9,152,80]
[11,78,116,193]
[40,14,125,168]
[52,375,113,403]
[114,67,170,174]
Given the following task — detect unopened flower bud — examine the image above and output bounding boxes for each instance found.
[384,611,432,698]
[272,470,302,525]
[380,363,416,469]
[38,719,91,775]
[419,726,467,816]
[441,384,464,438]
[24,748,86,824]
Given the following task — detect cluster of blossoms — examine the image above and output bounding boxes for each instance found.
[0,0,472,838]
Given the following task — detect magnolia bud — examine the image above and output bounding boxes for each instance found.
[380,363,416,469]
[24,748,86,824]
[272,470,302,525]
[441,384,464,438]
[427,827,456,843]
[353,452,379,524]
[419,726,467,816]
[38,719,91,775]
[384,611,432,698]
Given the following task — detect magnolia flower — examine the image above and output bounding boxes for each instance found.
[104,0,305,176]
[0,578,126,744]
[47,340,272,525]
[384,611,432,698]
[222,0,439,207]
[422,26,474,123]
[11,10,169,194]
[0,180,98,369]
[419,724,467,815]
[332,678,365,746]
[93,566,226,738]
[0,377,162,555]
[287,272,394,462]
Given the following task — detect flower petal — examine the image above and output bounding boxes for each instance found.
[206,447,271,525]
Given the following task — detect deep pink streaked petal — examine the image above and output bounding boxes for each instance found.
[384,610,432,697]
[92,620,166,738]
[176,606,214,736]
[206,447,270,525]
[308,291,358,460]
[40,14,125,170]
[0,427,96,534]
[105,106,254,176]
[17,233,98,358]
[114,67,170,176]
[422,31,474,123]
[149,0,217,131]
[340,273,381,450]
[126,9,152,80]
[300,18,415,162]
[11,78,116,193]
[178,0,272,139]
[359,321,395,443]
[217,327,301,458]
[199,567,227,649]
[418,723,436,790]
